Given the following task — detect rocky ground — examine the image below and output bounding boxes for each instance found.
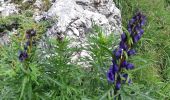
[0,0,122,66]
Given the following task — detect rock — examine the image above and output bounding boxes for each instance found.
[0,3,19,17]
[0,0,11,4]
[33,0,51,22]
[0,0,122,66]
[46,0,122,35]
[0,33,10,45]
[22,0,34,4]
[0,1,19,45]
[34,0,44,9]
[0,0,4,3]
[39,0,122,66]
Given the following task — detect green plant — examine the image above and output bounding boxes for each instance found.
[114,0,170,99]
[0,0,170,99]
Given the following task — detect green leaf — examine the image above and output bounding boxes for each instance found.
[19,76,28,100]
[98,43,113,56]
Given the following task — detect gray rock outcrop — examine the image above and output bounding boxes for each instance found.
[0,1,19,45]
[0,0,122,66]
[0,2,19,17]
[42,0,122,37]
[38,0,122,66]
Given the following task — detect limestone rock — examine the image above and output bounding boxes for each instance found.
[0,0,122,66]
[0,3,19,17]
[22,0,34,4]
[39,0,122,66]
[46,0,122,37]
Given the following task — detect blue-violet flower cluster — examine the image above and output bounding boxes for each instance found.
[18,29,36,61]
[107,12,146,92]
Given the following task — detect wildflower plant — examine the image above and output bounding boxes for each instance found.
[18,29,36,62]
[0,30,40,100]
[107,12,146,98]
[1,1,170,99]
[0,13,52,99]
[16,29,40,100]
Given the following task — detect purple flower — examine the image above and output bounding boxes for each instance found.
[121,33,127,42]
[112,59,116,65]
[127,49,136,56]
[113,64,119,73]
[133,33,142,43]
[18,50,28,61]
[107,67,115,83]
[26,41,31,46]
[121,61,135,70]
[126,63,134,70]
[106,12,146,92]
[30,29,36,36]
[119,41,128,51]
[128,18,136,26]
[114,48,123,59]
[121,60,128,68]
[141,16,146,26]
[137,29,144,35]
[134,26,141,32]
[128,27,132,35]
[115,81,121,90]
[26,33,31,39]
[107,64,119,83]
[26,29,36,39]
[140,20,146,27]
[128,12,146,40]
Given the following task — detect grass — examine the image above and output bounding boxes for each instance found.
[0,0,170,99]
[115,0,170,99]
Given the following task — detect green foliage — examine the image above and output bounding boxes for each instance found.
[11,0,51,11]
[0,24,119,99]
[0,0,170,99]
[0,13,53,100]
[36,38,85,99]
[115,0,170,99]
[83,26,116,99]
[0,13,52,41]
